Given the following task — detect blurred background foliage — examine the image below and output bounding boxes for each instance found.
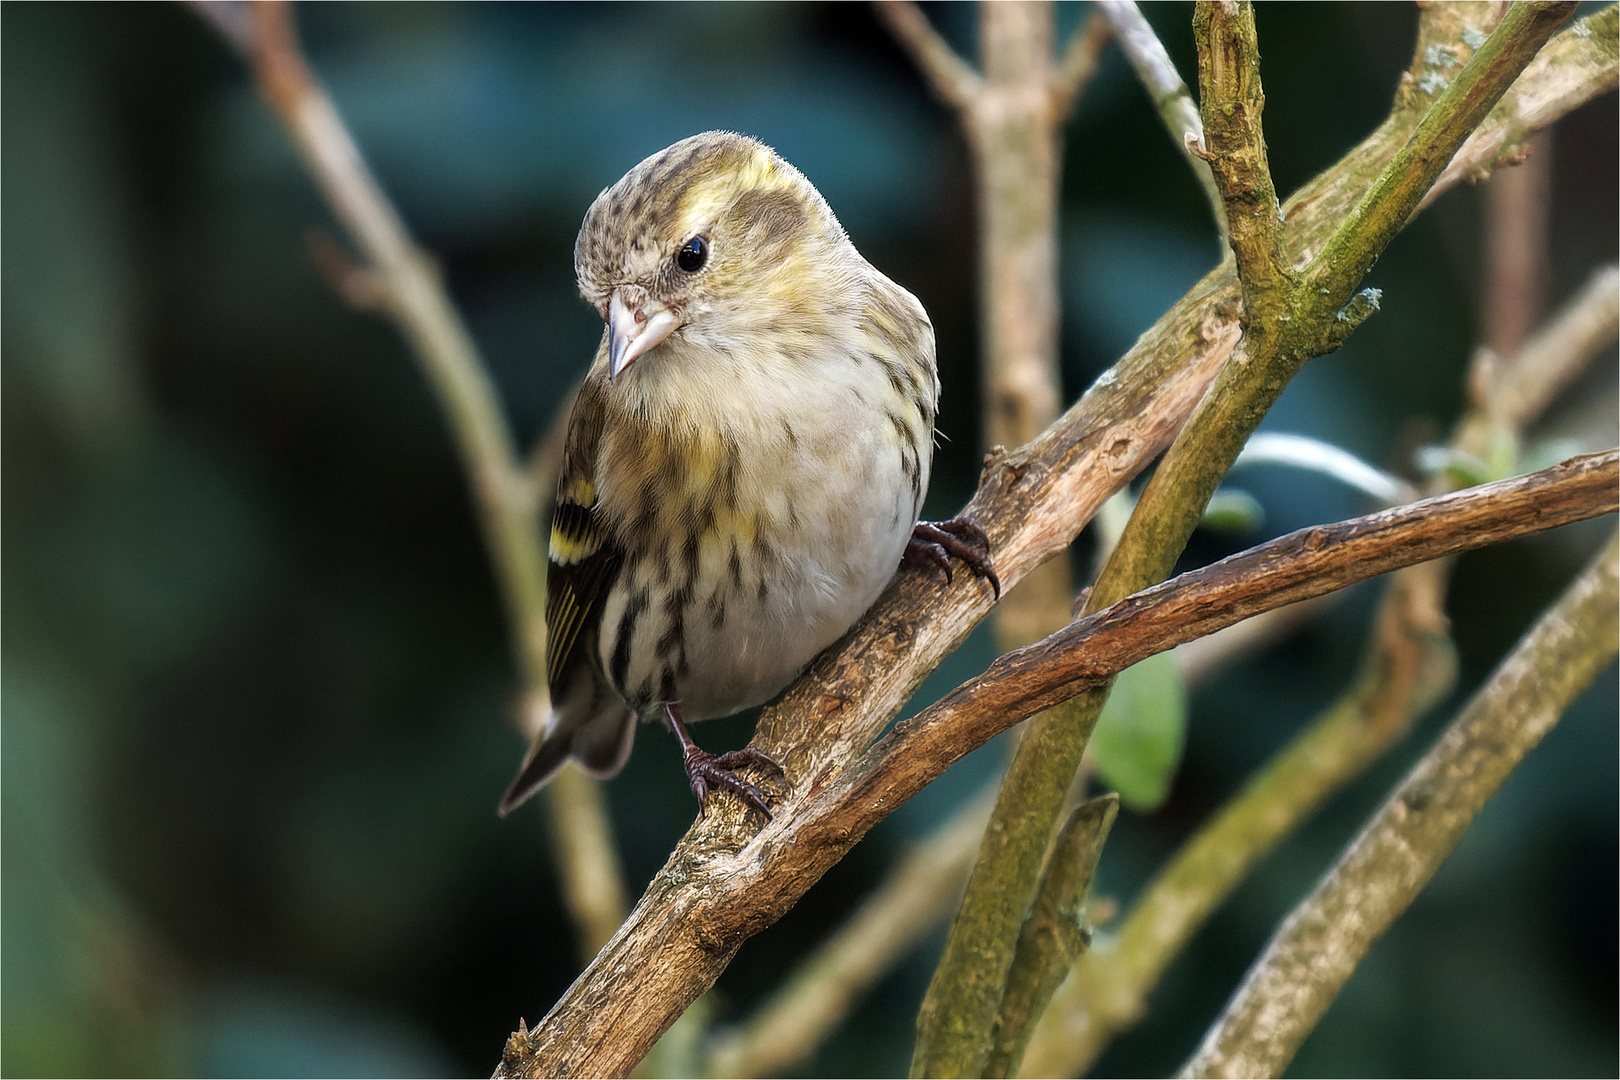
[2,3,1614,1077]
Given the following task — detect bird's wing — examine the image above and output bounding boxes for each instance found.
[545,373,625,700]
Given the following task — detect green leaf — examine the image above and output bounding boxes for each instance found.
[1090,652,1187,811]
[1201,488,1265,533]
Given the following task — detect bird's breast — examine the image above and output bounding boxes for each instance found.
[593,344,930,720]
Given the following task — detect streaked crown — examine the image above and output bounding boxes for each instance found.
[573,132,851,321]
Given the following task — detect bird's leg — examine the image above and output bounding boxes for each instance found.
[905,514,1001,598]
[663,703,785,821]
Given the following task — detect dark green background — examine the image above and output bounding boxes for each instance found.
[4,3,1615,1076]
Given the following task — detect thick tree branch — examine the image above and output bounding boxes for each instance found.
[922,10,1578,1066]
[499,9,1614,1069]
[915,7,1300,1070]
[1420,4,1618,209]
[1180,528,1620,1079]
[706,786,996,1079]
[1309,2,1578,309]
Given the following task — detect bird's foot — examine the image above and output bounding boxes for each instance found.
[664,702,784,821]
[905,515,1001,599]
[684,745,785,821]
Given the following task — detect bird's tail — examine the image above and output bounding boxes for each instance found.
[497,705,636,816]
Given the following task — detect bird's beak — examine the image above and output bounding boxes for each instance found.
[607,289,681,382]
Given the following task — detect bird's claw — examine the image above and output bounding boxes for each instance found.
[685,746,785,821]
[905,515,1001,599]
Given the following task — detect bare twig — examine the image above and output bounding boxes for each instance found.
[1095,0,1227,240]
[1181,529,1620,1079]
[1492,263,1620,430]
[1053,12,1114,120]
[873,1,983,112]
[191,0,628,956]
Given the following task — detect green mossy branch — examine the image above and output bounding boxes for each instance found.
[984,795,1117,1079]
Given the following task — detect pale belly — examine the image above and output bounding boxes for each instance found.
[596,413,925,722]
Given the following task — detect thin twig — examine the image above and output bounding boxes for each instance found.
[985,795,1117,1079]
[1095,0,1227,241]
[1492,263,1620,430]
[1180,529,1620,1079]
[191,0,629,956]
[872,0,983,112]
[1053,12,1114,119]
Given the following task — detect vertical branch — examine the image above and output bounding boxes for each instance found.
[878,0,1106,651]
[193,0,627,957]
[885,2,1115,1071]
[970,2,1078,650]
[1484,131,1554,355]
[920,4,1577,1075]
[1181,530,1620,1079]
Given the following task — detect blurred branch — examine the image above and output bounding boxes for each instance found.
[1181,529,1620,1079]
[706,786,997,1079]
[190,0,628,957]
[1484,130,1553,355]
[1095,0,1227,241]
[1490,263,1620,431]
[874,1,984,112]
[500,6,1613,1067]
[1054,12,1113,118]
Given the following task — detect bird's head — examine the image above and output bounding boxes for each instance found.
[575,131,857,382]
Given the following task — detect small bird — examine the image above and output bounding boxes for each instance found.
[499,132,996,820]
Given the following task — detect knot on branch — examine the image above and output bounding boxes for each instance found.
[1320,287,1384,351]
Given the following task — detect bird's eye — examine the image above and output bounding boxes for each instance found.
[676,236,708,273]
